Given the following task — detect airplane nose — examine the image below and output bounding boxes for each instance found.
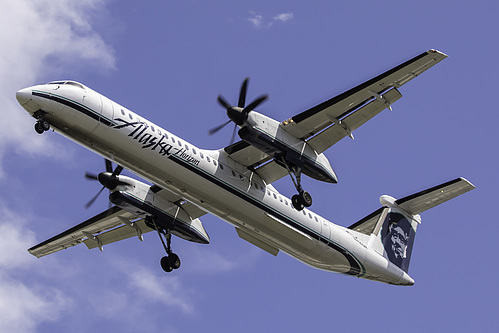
[16,87,40,113]
[16,87,32,105]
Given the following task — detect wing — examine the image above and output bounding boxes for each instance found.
[223,50,447,184]
[281,49,448,153]
[28,206,154,258]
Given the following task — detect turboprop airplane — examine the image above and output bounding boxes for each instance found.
[16,49,474,285]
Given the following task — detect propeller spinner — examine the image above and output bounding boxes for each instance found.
[84,159,128,209]
[209,78,268,144]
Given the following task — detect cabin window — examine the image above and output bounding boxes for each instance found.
[178,141,182,147]
[267,190,271,196]
[128,113,133,120]
[315,216,319,222]
[121,109,125,116]
[308,213,312,219]
[158,130,162,136]
[231,170,236,177]
[219,163,223,169]
[284,200,288,206]
[303,210,307,216]
[206,156,210,162]
[273,193,277,200]
[171,137,175,143]
[213,160,217,166]
[239,174,244,181]
[163,133,168,139]
[200,152,204,159]
[185,145,189,151]
[253,182,258,190]
[151,125,155,132]
[279,197,283,203]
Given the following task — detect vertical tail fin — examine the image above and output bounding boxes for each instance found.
[350,178,475,274]
[379,208,419,273]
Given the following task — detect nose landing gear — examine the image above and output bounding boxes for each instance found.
[33,111,50,134]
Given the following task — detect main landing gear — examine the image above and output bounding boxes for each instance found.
[280,157,312,211]
[148,216,181,273]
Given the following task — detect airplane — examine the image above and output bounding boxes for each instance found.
[16,49,475,285]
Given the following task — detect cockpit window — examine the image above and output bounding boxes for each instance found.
[47,81,85,90]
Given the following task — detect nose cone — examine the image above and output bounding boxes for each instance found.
[16,87,31,105]
[16,87,40,113]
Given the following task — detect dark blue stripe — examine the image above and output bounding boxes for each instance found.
[33,91,114,126]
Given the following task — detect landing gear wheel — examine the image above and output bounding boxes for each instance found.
[160,256,173,272]
[40,119,50,131]
[292,194,304,211]
[34,122,44,134]
[34,119,50,134]
[168,253,181,269]
[300,191,312,207]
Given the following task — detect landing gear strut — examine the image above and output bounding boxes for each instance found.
[149,217,181,272]
[281,157,312,211]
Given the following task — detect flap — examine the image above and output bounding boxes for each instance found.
[306,88,403,153]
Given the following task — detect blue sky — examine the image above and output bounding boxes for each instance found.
[1,0,497,332]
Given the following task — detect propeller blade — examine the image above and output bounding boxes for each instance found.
[112,165,124,178]
[105,159,113,173]
[208,120,231,135]
[217,95,232,110]
[230,124,238,144]
[85,172,99,181]
[238,78,249,108]
[242,94,268,115]
[85,186,106,209]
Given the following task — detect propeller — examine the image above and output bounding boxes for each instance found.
[209,78,268,143]
[84,159,127,209]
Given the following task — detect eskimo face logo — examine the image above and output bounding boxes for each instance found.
[381,212,414,270]
[388,221,409,259]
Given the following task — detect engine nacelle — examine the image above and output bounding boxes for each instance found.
[109,178,209,244]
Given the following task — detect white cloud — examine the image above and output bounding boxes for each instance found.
[0,203,70,333]
[0,0,115,177]
[125,265,195,314]
[274,12,294,23]
[247,11,294,29]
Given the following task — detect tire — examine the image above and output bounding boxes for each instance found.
[160,256,173,272]
[168,253,181,269]
[34,122,44,134]
[292,195,304,211]
[40,119,50,131]
[300,191,312,207]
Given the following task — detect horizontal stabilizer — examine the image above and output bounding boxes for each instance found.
[395,177,475,215]
[349,177,475,235]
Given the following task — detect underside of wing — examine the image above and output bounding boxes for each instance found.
[281,50,447,143]
[28,206,153,258]
[223,141,288,184]
[149,185,207,220]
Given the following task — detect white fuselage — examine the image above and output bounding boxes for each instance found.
[16,81,414,285]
